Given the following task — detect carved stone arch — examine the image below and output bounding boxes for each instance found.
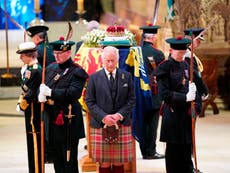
[180,4,200,30]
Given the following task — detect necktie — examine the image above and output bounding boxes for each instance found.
[109,73,115,87]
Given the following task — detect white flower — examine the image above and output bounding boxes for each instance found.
[81,28,137,47]
[81,29,106,47]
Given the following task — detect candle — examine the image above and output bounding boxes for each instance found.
[77,0,84,13]
[34,0,40,11]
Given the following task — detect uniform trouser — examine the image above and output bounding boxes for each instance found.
[51,124,79,173]
[165,143,193,173]
[25,108,41,173]
[139,108,159,156]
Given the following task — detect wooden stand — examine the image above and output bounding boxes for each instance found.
[80,112,136,173]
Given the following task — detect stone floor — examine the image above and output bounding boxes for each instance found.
[0,99,230,173]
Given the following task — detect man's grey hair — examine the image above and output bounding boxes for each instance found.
[144,33,155,39]
[101,46,119,61]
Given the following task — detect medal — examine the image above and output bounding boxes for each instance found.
[54,74,61,81]
[24,70,31,79]
[122,73,124,79]
[182,77,186,85]
[63,68,69,76]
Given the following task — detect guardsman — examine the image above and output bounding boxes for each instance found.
[16,41,42,173]
[139,24,165,159]
[26,24,56,67]
[26,23,56,163]
[184,28,207,173]
[184,28,208,101]
[156,36,202,173]
[38,36,88,173]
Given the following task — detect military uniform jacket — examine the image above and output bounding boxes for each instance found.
[22,63,42,106]
[156,57,202,144]
[142,41,165,109]
[184,49,208,98]
[44,58,88,139]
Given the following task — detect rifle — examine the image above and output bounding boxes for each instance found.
[30,103,39,173]
[40,34,47,173]
[189,31,198,173]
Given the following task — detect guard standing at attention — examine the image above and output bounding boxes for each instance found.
[184,28,208,102]
[38,36,88,173]
[139,24,165,159]
[16,41,42,173]
[26,23,56,163]
[156,36,202,173]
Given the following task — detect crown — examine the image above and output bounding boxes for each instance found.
[106,25,125,37]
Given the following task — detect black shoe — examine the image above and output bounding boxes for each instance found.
[193,168,202,173]
[143,152,165,160]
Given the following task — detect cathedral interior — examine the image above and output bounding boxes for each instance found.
[0,0,230,109]
[0,1,230,173]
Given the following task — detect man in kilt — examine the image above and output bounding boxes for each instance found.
[86,46,136,173]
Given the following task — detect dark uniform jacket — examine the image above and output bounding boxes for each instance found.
[142,41,165,109]
[156,57,202,144]
[21,63,42,172]
[184,49,208,98]
[85,68,136,128]
[44,58,88,139]
[22,63,42,105]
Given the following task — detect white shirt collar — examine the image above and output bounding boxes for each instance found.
[104,68,116,79]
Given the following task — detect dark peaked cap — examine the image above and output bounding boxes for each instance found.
[50,36,75,51]
[166,36,191,50]
[26,25,49,37]
[140,25,161,34]
[184,28,205,40]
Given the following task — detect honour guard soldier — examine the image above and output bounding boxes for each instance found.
[38,36,88,173]
[139,24,165,159]
[184,28,208,101]
[156,36,202,173]
[26,24,56,67]
[26,24,56,163]
[16,41,42,173]
[184,28,207,173]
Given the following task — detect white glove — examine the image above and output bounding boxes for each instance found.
[40,84,52,96]
[38,93,47,102]
[202,94,209,101]
[186,82,196,102]
[16,104,24,114]
[189,82,197,93]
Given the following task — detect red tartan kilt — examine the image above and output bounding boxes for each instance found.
[90,125,134,163]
